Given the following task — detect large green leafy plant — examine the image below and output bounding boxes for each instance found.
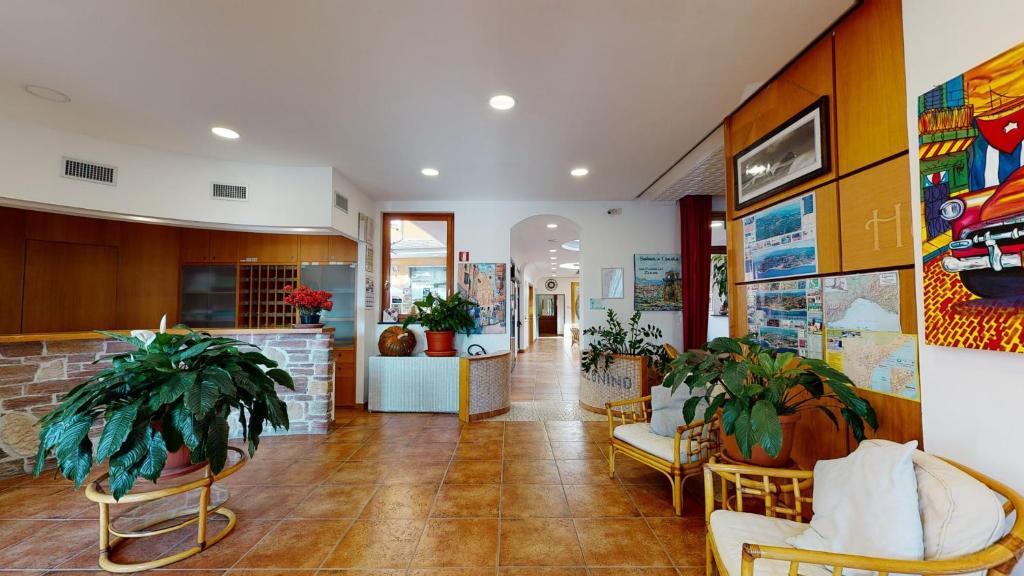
[581,309,670,375]
[402,292,477,334]
[711,254,728,313]
[664,336,877,460]
[34,322,293,499]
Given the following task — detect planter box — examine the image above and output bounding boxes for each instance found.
[580,354,652,413]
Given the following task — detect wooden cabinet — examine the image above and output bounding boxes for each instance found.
[25,212,120,246]
[329,235,358,263]
[299,235,330,263]
[834,0,908,175]
[334,347,356,407]
[117,223,181,328]
[239,233,299,263]
[181,229,239,263]
[0,208,25,334]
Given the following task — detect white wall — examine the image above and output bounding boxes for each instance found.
[0,115,335,229]
[903,0,1024,500]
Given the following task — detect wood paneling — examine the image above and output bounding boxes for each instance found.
[117,223,180,328]
[0,208,26,334]
[25,212,120,247]
[239,233,299,263]
[814,183,842,275]
[856,389,924,448]
[300,235,330,263]
[335,348,356,407]
[180,228,210,263]
[209,230,239,263]
[898,268,917,335]
[23,240,117,333]
[838,156,914,271]
[835,0,908,175]
[329,235,357,262]
[727,36,837,219]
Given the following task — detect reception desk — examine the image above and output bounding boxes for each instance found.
[0,327,335,480]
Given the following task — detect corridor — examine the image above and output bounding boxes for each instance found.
[496,335,603,421]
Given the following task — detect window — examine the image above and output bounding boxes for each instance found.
[381,213,454,322]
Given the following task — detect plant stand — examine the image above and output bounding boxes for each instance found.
[84,446,248,573]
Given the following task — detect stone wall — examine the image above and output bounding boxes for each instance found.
[0,330,335,479]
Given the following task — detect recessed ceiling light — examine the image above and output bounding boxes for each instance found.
[211,126,240,140]
[421,167,440,177]
[550,256,557,260]
[546,223,558,229]
[559,262,580,270]
[561,240,580,252]
[549,249,557,253]
[710,221,724,228]
[24,84,70,103]
[489,94,516,110]
[570,167,589,177]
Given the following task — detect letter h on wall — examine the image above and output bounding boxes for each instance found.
[865,203,903,251]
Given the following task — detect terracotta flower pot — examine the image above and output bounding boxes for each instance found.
[424,330,457,357]
[152,419,207,478]
[721,412,801,467]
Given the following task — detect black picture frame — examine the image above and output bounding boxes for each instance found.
[733,96,830,210]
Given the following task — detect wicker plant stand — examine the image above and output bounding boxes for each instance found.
[84,446,247,573]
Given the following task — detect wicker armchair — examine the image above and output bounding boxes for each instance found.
[703,458,1024,576]
[606,394,719,515]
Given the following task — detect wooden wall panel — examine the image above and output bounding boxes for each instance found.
[855,389,924,448]
[0,208,26,334]
[208,230,239,263]
[180,228,210,263]
[728,36,837,218]
[898,268,917,335]
[835,0,908,175]
[329,235,358,262]
[300,235,330,263]
[25,212,120,247]
[838,156,914,271]
[23,240,117,333]
[117,223,181,328]
[240,233,299,263]
[814,183,842,275]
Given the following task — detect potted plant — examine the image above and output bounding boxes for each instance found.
[711,254,728,315]
[664,335,877,467]
[582,309,671,387]
[33,319,293,500]
[402,292,476,356]
[284,284,333,326]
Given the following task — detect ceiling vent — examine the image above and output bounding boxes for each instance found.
[334,191,349,213]
[211,182,247,201]
[62,157,117,186]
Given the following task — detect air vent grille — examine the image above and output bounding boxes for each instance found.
[334,191,349,213]
[212,182,247,201]
[62,157,117,185]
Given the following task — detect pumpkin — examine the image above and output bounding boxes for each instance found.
[378,326,417,356]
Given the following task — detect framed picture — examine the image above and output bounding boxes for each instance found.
[601,268,624,299]
[734,96,830,210]
[633,254,682,311]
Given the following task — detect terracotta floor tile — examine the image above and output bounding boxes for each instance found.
[454,441,504,460]
[444,460,502,484]
[58,521,188,570]
[500,484,570,518]
[647,517,707,566]
[321,518,425,569]
[587,569,682,575]
[410,569,497,576]
[384,461,449,485]
[234,518,352,568]
[550,441,605,459]
[500,568,588,575]
[564,484,641,517]
[623,483,677,518]
[302,441,364,460]
[361,484,438,518]
[499,517,584,566]
[431,484,500,517]
[0,519,95,568]
[614,458,667,485]
[0,486,92,519]
[326,460,391,484]
[411,518,498,567]
[0,519,50,550]
[228,485,314,519]
[229,571,316,576]
[168,518,277,569]
[503,441,554,460]
[502,460,561,484]
[291,484,377,518]
[556,459,616,485]
[574,518,672,567]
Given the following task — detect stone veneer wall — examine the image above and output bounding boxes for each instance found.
[0,330,335,480]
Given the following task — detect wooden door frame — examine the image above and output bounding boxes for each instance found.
[527,283,534,348]
[380,212,455,322]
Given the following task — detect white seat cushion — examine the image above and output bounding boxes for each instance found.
[710,509,819,576]
[613,422,701,463]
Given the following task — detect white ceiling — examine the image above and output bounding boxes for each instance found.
[511,215,581,279]
[0,0,853,201]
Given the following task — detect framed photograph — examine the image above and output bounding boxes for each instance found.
[734,96,830,210]
[633,254,682,312]
[601,268,624,299]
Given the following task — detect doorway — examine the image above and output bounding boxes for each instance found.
[537,293,563,336]
[527,283,535,347]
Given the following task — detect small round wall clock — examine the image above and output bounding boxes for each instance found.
[545,278,559,291]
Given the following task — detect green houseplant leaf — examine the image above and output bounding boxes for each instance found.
[401,292,478,335]
[581,309,670,376]
[34,322,294,500]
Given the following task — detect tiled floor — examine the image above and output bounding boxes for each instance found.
[0,339,707,575]
[492,335,603,422]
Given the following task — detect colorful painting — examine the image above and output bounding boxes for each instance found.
[457,263,507,334]
[742,192,818,281]
[746,278,823,359]
[633,254,682,311]
[918,40,1024,352]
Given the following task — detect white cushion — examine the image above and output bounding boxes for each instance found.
[613,422,701,463]
[787,440,924,574]
[649,384,688,437]
[861,440,1005,562]
[710,509,816,576]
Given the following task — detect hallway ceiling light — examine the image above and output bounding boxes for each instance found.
[546,223,558,229]
[549,249,556,253]
[559,262,580,270]
[24,84,70,103]
[211,126,240,139]
[570,167,589,177]
[420,167,440,177]
[488,94,516,110]
[550,256,557,260]
[561,240,580,251]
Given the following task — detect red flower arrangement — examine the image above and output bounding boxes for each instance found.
[283,284,333,314]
